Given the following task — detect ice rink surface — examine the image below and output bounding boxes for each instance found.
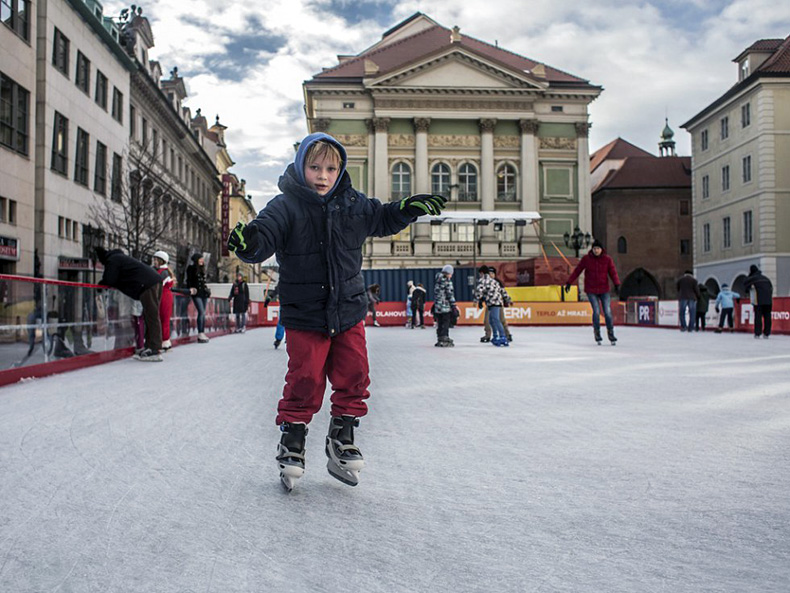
[1,325,789,593]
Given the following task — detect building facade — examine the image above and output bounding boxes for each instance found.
[1,0,243,284]
[303,13,601,268]
[121,11,222,283]
[682,36,790,297]
[590,137,692,299]
[1,0,36,274]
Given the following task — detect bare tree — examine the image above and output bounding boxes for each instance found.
[89,140,175,260]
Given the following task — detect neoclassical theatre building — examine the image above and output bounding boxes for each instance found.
[303,13,602,268]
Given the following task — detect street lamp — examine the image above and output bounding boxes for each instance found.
[564,226,591,258]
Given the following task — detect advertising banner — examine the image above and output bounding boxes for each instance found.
[250,301,627,328]
[736,297,790,333]
[221,174,232,257]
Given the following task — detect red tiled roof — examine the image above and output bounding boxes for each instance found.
[595,156,691,192]
[743,39,783,53]
[313,22,592,86]
[756,35,790,73]
[590,137,654,172]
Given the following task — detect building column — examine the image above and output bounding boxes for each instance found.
[373,117,390,201]
[413,118,432,253]
[519,119,541,256]
[479,118,498,254]
[371,117,392,257]
[576,122,592,239]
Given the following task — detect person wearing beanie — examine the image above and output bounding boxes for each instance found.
[226,132,447,490]
[676,270,701,332]
[186,253,212,343]
[95,247,164,361]
[714,282,740,333]
[433,265,457,346]
[743,264,774,338]
[564,239,621,344]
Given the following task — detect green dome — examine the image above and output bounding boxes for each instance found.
[661,118,674,140]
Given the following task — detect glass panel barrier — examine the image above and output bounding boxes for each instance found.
[0,275,248,373]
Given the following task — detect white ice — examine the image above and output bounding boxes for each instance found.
[1,326,789,592]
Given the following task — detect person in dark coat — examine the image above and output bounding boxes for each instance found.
[695,284,710,331]
[366,284,381,327]
[676,270,701,332]
[228,132,446,488]
[411,283,427,329]
[743,264,774,338]
[95,247,163,361]
[186,253,211,343]
[228,272,250,333]
[564,239,621,344]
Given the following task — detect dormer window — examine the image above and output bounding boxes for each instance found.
[739,59,749,81]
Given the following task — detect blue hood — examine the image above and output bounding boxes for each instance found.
[293,133,348,198]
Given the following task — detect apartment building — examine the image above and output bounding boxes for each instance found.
[682,35,790,296]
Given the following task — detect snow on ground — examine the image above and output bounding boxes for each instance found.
[1,325,789,592]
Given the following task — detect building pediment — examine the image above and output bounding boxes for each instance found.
[366,48,548,91]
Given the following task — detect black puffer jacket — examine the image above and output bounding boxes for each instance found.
[186,257,211,298]
[235,150,413,335]
[743,267,773,306]
[96,248,161,300]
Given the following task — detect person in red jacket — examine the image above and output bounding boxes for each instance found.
[564,239,621,345]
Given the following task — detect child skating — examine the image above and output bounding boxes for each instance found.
[228,133,446,490]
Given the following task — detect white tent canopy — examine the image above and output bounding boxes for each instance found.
[415,211,541,224]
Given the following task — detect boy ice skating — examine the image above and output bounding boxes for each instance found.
[228,133,445,490]
[564,239,621,345]
[714,283,740,333]
[433,265,457,347]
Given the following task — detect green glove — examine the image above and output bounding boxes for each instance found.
[227,222,261,256]
[399,194,447,217]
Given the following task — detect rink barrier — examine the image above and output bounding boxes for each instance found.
[625,297,790,334]
[0,274,264,387]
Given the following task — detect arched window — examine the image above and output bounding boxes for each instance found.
[496,164,517,201]
[431,163,451,198]
[617,236,627,254]
[458,163,478,202]
[391,162,411,200]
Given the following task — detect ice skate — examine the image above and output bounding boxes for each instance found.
[134,348,162,362]
[480,336,491,343]
[608,330,618,345]
[325,416,364,486]
[197,332,210,343]
[161,339,172,351]
[594,329,602,345]
[274,338,282,349]
[277,422,307,492]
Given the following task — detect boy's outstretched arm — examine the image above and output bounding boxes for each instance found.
[366,193,447,237]
[228,206,288,263]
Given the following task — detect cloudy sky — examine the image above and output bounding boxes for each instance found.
[105,0,790,211]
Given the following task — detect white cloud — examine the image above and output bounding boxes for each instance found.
[104,0,790,211]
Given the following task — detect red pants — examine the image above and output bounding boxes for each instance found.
[276,321,370,425]
[159,287,173,341]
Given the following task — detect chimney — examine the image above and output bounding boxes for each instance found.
[532,63,546,78]
[451,26,461,43]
